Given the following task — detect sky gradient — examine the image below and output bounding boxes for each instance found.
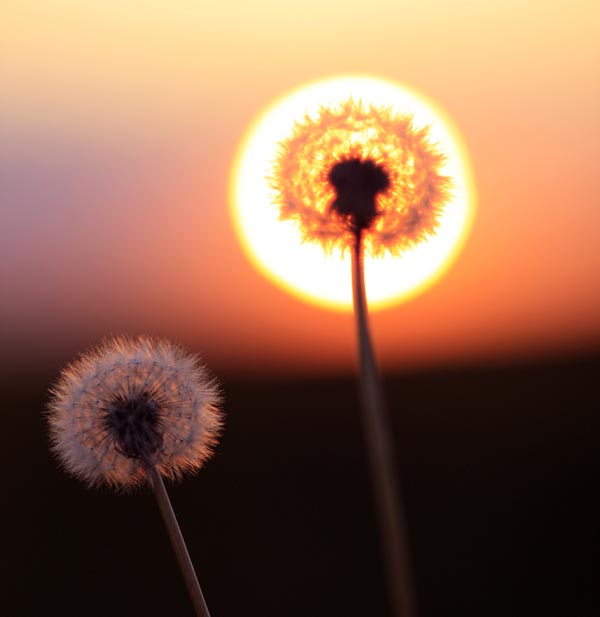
[2,0,599,375]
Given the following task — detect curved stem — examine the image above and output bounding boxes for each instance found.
[147,465,211,617]
[351,230,417,617]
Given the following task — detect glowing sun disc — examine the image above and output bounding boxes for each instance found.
[230,75,476,312]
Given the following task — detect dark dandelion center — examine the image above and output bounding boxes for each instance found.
[328,158,390,231]
[105,391,163,461]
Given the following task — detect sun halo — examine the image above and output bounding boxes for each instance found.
[230,75,475,312]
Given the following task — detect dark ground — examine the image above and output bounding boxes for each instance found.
[2,352,598,616]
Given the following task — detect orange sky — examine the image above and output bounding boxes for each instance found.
[2,1,599,376]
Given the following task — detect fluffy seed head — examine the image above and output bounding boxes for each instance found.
[46,336,223,489]
[270,98,452,255]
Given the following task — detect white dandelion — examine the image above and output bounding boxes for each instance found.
[46,335,222,617]
[47,335,222,488]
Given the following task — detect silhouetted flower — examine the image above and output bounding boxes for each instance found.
[47,336,222,489]
[270,98,452,255]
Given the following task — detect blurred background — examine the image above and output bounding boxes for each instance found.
[2,1,598,615]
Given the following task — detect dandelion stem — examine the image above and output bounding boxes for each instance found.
[147,465,211,617]
[351,229,418,617]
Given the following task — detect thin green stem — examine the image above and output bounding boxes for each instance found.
[351,229,417,617]
[147,465,211,617]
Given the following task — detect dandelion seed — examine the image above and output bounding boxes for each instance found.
[47,335,222,489]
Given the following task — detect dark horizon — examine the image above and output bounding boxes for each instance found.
[4,350,598,616]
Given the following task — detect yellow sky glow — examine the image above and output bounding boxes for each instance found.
[2,0,599,373]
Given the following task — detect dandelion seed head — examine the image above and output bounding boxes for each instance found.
[270,98,452,256]
[46,336,223,489]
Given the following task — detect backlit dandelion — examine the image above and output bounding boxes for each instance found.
[47,335,222,617]
[270,98,452,256]
[238,76,470,617]
[47,335,222,488]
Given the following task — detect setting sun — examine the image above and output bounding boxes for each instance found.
[230,75,475,312]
